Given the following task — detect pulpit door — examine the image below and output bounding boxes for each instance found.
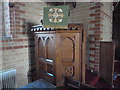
[55,32,83,86]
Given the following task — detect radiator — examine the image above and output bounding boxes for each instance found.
[0,68,16,89]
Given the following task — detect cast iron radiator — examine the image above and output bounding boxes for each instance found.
[0,68,16,89]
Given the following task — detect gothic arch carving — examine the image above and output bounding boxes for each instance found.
[61,37,75,62]
[45,37,55,60]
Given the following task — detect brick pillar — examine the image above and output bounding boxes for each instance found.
[89,2,113,72]
[88,2,102,72]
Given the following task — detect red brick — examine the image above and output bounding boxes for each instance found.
[2,40,8,42]
[95,31,102,34]
[15,9,25,13]
[22,32,26,34]
[90,47,100,50]
[90,13,100,17]
[24,45,28,48]
[14,46,23,49]
[90,27,100,30]
[89,34,101,37]
[6,47,13,50]
[90,54,97,57]
[16,25,24,28]
[16,28,20,31]
[14,39,24,42]
[95,17,103,20]
[2,47,6,50]
[95,9,101,12]
[95,24,103,27]
[95,37,102,40]
[90,20,101,23]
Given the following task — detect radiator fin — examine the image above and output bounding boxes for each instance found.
[0,68,16,89]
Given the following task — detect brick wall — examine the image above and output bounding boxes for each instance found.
[1,2,113,87]
[1,2,48,87]
[0,1,2,70]
[101,2,113,41]
[69,2,113,72]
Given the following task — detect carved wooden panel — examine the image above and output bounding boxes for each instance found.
[54,32,83,86]
[45,37,55,60]
[64,66,74,76]
[61,37,75,62]
[38,38,45,58]
[39,61,46,72]
[47,63,54,74]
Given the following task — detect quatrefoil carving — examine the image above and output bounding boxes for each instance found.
[64,66,74,76]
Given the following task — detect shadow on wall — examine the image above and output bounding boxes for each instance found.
[24,22,37,83]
